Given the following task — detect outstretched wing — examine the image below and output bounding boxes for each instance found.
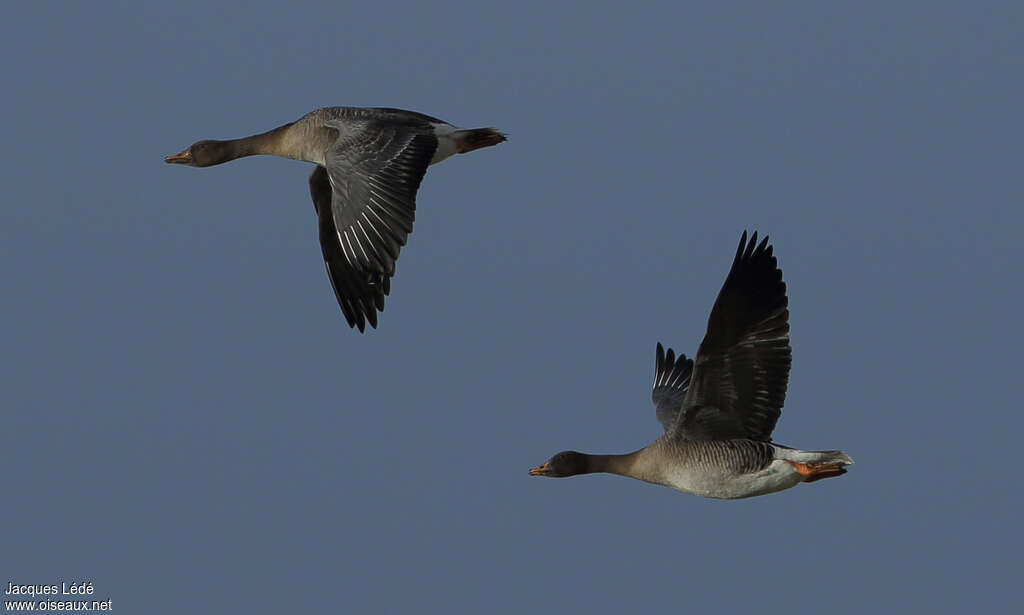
[310,165,391,331]
[671,231,791,442]
[651,343,693,432]
[313,118,438,331]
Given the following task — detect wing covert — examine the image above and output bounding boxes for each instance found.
[324,119,437,277]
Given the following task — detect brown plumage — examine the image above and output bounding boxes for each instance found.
[166,106,505,331]
[529,232,853,499]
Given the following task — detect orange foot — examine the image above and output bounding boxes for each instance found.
[786,460,848,483]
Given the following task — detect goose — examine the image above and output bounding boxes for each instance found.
[166,107,505,331]
[529,232,853,499]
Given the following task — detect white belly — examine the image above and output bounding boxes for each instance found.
[430,123,459,165]
[661,460,804,500]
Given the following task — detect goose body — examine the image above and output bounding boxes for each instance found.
[636,439,851,499]
[166,106,505,331]
[529,232,853,499]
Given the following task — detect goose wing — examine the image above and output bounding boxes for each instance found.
[671,232,791,441]
[312,118,438,331]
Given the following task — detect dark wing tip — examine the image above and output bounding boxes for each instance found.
[735,230,769,265]
[337,274,390,333]
[337,296,370,332]
[746,231,759,259]
[653,343,690,389]
[654,342,681,384]
[735,231,749,262]
[734,230,778,270]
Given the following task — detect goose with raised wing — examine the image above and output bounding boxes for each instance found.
[529,232,852,499]
[166,106,505,331]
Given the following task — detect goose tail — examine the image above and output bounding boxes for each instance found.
[454,128,507,153]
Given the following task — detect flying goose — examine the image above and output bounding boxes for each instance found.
[529,232,853,499]
[166,106,505,331]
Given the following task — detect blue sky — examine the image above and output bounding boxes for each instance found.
[2,1,1021,612]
